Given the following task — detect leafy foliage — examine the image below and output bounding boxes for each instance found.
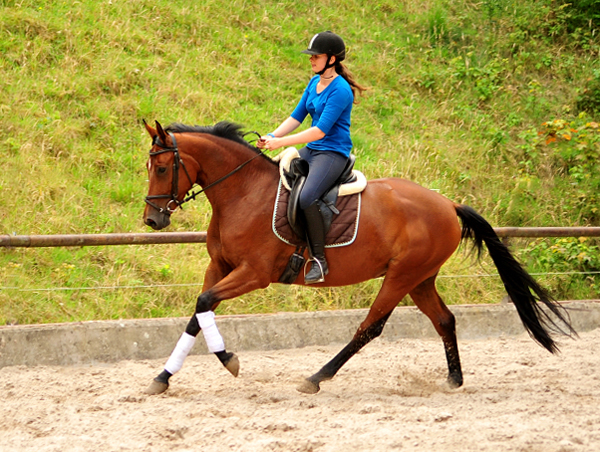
[518,237,599,298]
[577,69,600,115]
[518,114,600,224]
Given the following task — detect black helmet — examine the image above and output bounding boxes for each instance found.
[301,31,346,62]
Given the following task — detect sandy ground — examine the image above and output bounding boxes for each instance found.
[1,328,599,452]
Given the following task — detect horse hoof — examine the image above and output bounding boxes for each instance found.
[297,378,320,394]
[446,375,463,389]
[144,379,169,395]
[225,353,240,377]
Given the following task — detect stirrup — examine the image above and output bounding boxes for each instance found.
[304,258,328,284]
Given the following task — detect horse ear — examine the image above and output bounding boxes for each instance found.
[143,119,157,139]
[155,120,167,144]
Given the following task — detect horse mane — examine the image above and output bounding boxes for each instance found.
[165,121,277,166]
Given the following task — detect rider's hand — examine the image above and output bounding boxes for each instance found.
[257,137,268,149]
[263,137,283,151]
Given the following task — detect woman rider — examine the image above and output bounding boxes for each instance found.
[258,31,366,284]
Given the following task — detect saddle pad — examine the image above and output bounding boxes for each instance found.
[272,180,361,248]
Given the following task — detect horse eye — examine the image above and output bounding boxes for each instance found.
[157,167,167,175]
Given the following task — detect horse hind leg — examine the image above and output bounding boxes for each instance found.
[297,272,416,394]
[297,273,463,394]
[297,312,393,394]
[409,276,463,388]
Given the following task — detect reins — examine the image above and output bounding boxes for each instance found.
[145,130,265,215]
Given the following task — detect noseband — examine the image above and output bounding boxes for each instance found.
[145,131,265,216]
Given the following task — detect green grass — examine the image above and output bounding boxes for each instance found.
[1,0,599,325]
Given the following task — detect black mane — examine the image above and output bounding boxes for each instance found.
[165,121,276,165]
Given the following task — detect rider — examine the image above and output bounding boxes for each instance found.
[258,31,366,284]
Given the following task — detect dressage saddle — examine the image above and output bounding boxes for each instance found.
[284,154,357,240]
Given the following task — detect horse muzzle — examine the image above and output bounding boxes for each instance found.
[143,204,172,230]
[144,196,180,230]
[144,212,171,230]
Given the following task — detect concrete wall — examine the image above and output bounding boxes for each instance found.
[1,301,598,368]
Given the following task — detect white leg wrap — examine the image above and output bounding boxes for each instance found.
[196,311,225,353]
[164,332,196,375]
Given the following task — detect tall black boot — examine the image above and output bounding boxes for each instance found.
[303,202,329,284]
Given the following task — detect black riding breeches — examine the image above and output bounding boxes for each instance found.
[297,146,349,210]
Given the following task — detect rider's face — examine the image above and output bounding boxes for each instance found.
[309,54,329,73]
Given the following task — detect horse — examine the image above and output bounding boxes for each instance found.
[141,119,576,396]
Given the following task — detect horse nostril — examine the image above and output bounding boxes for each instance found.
[144,214,169,230]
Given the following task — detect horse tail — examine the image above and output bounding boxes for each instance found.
[454,204,577,354]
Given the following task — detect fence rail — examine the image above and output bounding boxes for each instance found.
[1,228,600,248]
[494,227,600,238]
[1,228,598,294]
[0,232,207,248]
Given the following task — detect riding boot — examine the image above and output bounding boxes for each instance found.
[303,202,329,284]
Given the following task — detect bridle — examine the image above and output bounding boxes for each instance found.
[145,131,264,216]
[144,132,194,215]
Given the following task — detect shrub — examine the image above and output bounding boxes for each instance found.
[577,70,600,115]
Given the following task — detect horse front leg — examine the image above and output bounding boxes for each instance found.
[145,262,268,395]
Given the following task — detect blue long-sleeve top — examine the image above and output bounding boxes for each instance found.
[290,75,354,157]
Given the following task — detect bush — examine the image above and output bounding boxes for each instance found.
[562,0,600,32]
[577,70,600,115]
[518,237,600,298]
[517,113,600,224]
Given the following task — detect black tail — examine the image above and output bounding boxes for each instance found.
[455,204,577,353]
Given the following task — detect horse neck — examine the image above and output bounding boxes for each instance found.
[185,134,278,205]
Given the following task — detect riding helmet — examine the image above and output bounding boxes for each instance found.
[301,31,346,61]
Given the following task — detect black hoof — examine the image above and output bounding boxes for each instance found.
[446,373,463,389]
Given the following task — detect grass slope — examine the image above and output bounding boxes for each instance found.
[1,0,598,324]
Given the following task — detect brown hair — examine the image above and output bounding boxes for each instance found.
[335,62,367,103]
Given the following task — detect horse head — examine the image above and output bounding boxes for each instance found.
[143,120,197,230]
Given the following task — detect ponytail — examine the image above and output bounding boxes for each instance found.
[335,62,367,103]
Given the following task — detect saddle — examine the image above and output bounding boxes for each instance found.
[274,147,367,240]
[273,148,367,284]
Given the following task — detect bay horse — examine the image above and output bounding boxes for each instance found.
[142,120,575,395]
